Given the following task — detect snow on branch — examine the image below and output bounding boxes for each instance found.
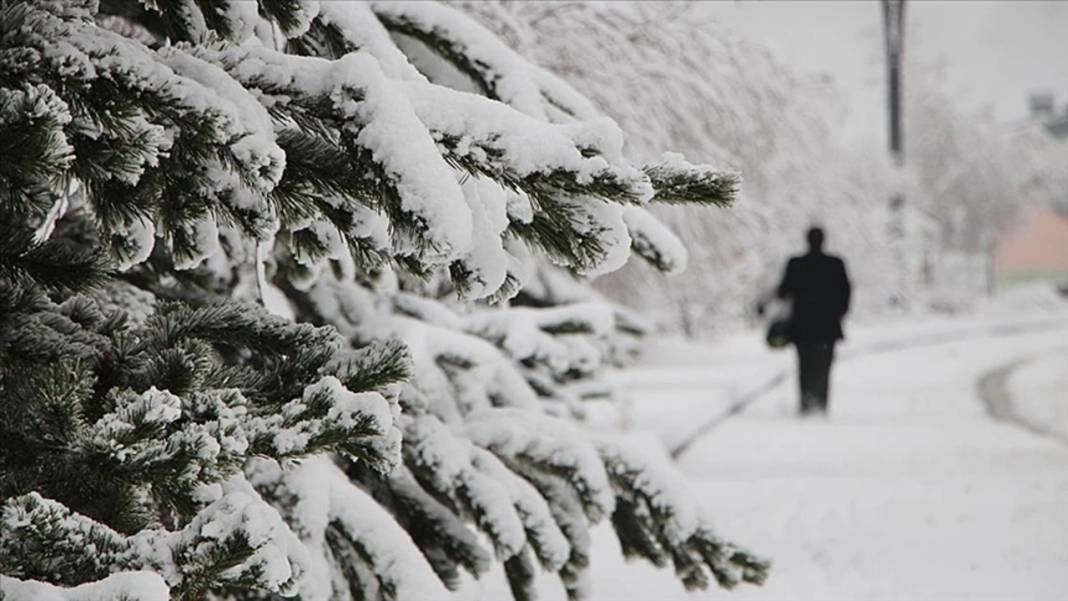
[368,1,716,276]
[401,414,529,559]
[0,2,290,268]
[401,81,650,205]
[0,84,74,226]
[463,408,616,523]
[623,206,689,274]
[463,302,614,380]
[370,0,600,122]
[347,462,493,589]
[386,313,541,416]
[597,439,770,591]
[247,456,448,601]
[642,152,740,207]
[0,571,169,601]
[80,387,247,504]
[0,291,414,597]
[246,376,402,471]
[293,2,427,82]
[0,488,308,599]
[187,41,474,264]
[322,338,412,394]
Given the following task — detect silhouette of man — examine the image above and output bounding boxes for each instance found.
[776,227,851,415]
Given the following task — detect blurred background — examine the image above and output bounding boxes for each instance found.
[459,0,1068,337]
[449,3,1068,599]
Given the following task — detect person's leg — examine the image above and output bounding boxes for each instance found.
[824,342,836,412]
[796,342,815,415]
[814,342,834,413]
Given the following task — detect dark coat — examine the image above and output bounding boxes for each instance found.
[777,251,851,342]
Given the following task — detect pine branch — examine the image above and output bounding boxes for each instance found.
[0,83,74,223]
[437,132,647,206]
[0,225,109,293]
[503,547,538,601]
[346,461,492,590]
[598,442,770,593]
[643,154,740,207]
[323,339,412,393]
[141,302,343,360]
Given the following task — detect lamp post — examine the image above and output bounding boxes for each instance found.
[883,0,906,167]
[882,0,908,307]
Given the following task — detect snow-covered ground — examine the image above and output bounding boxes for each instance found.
[594,288,1068,600]
[470,286,1068,600]
[1009,353,1068,442]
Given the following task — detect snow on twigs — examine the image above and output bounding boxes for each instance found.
[248,456,448,601]
[371,0,600,122]
[464,408,616,521]
[207,41,474,262]
[315,2,427,82]
[0,572,169,601]
[157,47,286,191]
[401,80,652,205]
[622,206,689,275]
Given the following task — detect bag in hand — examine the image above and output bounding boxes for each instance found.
[765,317,791,349]
[759,296,792,350]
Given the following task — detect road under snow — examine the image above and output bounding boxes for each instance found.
[585,299,1068,600]
[465,289,1068,601]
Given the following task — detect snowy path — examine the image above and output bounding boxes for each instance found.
[670,315,1068,458]
[587,316,1068,600]
[462,294,1068,601]
[999,350,1068,443]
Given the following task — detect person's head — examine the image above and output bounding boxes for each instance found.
[806,226,825,252]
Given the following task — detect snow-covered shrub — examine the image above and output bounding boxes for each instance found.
[0,1,767,599]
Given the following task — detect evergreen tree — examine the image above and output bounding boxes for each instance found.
[0,2,767,600]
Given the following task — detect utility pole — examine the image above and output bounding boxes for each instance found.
[882,0,908,308]
[883,0,905,167]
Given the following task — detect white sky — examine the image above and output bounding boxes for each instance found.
[701,0,1068,144]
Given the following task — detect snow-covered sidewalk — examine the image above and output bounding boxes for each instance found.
[586,299,1068,600]
[1007,351,1068,442]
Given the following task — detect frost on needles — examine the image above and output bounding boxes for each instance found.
[0,1,764,600]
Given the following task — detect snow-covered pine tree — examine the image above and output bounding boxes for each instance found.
[0,2,767,600]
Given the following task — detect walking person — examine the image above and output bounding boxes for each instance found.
[776,227,851,416]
